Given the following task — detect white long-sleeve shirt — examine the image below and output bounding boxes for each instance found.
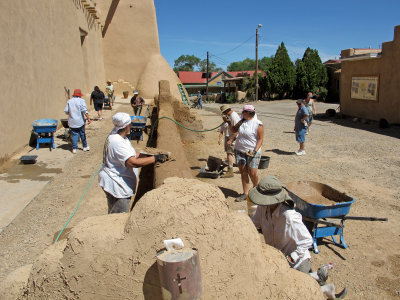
[252,203,312,269]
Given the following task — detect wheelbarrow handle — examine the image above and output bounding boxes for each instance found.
[302,216,343,228]
[330,216,388,221]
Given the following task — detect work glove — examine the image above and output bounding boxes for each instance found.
[154,153,169,163]
[246,150,256,157]
[222,115,232,124]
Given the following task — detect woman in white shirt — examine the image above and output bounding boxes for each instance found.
[98,113,168,213]
[228,104,263,202]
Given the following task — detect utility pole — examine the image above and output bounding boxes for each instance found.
[255,24,262,101]
[206,51,209,102]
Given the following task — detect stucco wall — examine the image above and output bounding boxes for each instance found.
[100,0,181,100]
[340,25,400,124]
[0,0,105,159]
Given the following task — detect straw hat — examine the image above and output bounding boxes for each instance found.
[220,105,231,113]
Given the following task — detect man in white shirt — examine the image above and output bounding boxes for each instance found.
[218,105,241,178]
[249,176,347,299]
[98,112,169,214]
[64,89,91,154]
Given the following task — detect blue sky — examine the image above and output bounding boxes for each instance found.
[154,0,400,70]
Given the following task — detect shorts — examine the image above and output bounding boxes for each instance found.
[296,128,307,143]
[94,103,103,111]
[235,150,261,169]
[224,136,235,154]
[308,113,313,123]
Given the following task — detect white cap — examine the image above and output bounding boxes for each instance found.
[133,90,139,95]
[111,112,131,134]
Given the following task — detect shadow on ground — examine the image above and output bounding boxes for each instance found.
[315,114,400,140]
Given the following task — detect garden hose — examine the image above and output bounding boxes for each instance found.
[54,163,102,243]
[146,116,224,146]
[55,117,222,243]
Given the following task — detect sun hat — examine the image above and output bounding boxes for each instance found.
[72,89,83,97]
[111,112,131,134]
[296,99,305,104]
[220,105,231,113]
[133,90,139,95]
[242,104,255,112]
[107,79,112,83]
[248,176,293,206]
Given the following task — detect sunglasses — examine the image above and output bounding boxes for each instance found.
[243,110,252,113]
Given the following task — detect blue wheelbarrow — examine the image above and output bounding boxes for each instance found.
[285,181,387,253]
[129,116,147,141]
[32,119,58,150]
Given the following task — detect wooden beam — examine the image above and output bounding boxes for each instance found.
[102,0,120,38]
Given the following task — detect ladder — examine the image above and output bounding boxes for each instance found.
[177,83,190,106]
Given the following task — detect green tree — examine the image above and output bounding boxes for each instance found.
[295,48,328,100]
[227,58,255,71]
[268,42,296,99]
[173,55,201,73]
[199,59,223,72]
[258,56,274,72]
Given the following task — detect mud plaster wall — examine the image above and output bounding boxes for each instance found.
[340,25,400,124]
[0,0,105,159]
[154,80,194,187]
[0,0,184,159]
[100,0,182,100]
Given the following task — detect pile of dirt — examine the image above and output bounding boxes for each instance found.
[1,177,322,299]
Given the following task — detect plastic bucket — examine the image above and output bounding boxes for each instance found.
[258,156,270,169]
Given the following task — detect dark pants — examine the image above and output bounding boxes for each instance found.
[133,105,142,116]
[70,126,87,150]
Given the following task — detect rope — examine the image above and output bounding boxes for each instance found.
[54,163,102,243]
[147,116,223,147]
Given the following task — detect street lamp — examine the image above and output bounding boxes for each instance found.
[255,24,262,101]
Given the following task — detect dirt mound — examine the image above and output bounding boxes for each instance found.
[2,178,322,299]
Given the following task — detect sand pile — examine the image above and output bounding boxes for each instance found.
[1,177,323,299]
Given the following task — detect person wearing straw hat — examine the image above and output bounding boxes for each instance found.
[64,89,91,154]
[105,80,114,109]
[218,105,241,178]
[249,176,348,299]
[98,112,169,214]
[228,104,263,202]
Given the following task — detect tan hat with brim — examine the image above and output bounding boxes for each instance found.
[248,176,292,206]
[220,105,231,113]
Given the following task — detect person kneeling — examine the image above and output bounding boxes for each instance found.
[249,176,347,299]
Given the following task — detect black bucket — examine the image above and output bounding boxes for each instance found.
[258,156,270,169]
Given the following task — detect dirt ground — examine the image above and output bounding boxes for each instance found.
[185,101,400,299]
[0,100,399,299]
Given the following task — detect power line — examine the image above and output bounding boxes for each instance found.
[213,34,255,56]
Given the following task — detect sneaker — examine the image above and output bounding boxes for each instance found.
[72,149,77,154]
[335,287,348,299]
[235,194,247,202]
[99,117,103,120]
[295,150,306,156]
[317,266,329,286]
[83,146,90,152]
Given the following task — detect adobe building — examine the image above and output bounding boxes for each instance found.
[0,0,180,160]
[340,25,400,125]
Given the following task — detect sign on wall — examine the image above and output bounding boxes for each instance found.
[351,76,379,101]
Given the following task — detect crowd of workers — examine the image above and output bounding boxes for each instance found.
[63,86,346,299]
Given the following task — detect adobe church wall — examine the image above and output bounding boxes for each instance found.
[0,0,105,160]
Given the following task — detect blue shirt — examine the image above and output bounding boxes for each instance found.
[64,97,88,128]
[295,105,309,131]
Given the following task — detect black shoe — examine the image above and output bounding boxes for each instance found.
[235,194,247,202]
[335,287,348,299]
